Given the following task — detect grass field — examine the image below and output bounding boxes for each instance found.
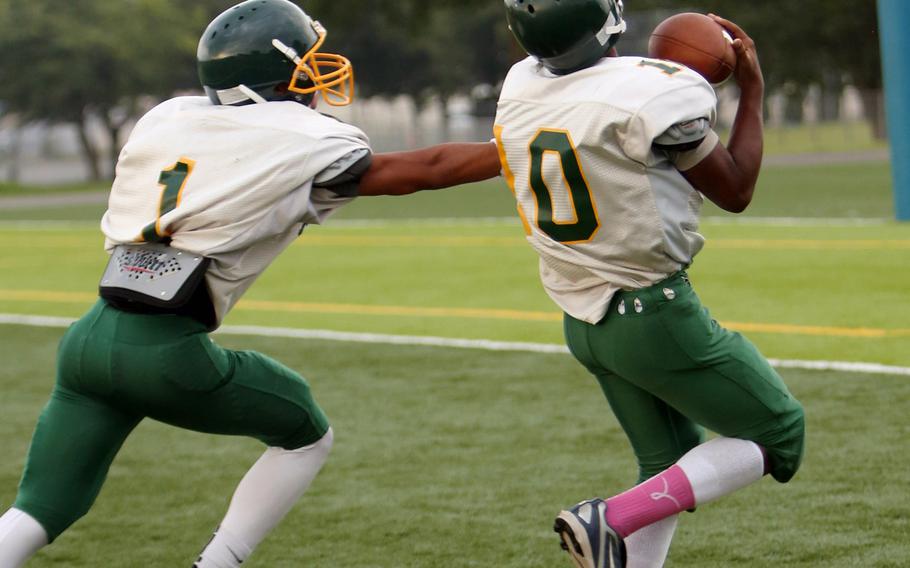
[1,158,908,566]
[746,120,888,156]
[2,328,908,567]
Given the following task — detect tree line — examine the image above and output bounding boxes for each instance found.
[0,0,883,181]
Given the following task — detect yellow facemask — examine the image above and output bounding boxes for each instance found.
[272,21,354,106]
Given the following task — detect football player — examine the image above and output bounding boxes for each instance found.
[0,1,499,566]
[494,1,805,567]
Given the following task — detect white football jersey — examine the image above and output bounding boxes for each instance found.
[101,96,371,327]
[494,56,717,324]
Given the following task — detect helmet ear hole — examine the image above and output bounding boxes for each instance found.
[295,76,315,91]
[273,80,314,105]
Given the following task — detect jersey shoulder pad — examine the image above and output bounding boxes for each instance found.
[653,117,712,150]
[617,60,717,164]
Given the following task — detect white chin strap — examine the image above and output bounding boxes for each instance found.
[596,18,627,46]
[237,84,268,104]
[215,84,268,105]
[272,38,303,66]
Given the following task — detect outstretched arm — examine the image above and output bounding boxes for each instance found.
[357,142,501,197]
[679,14,764,213]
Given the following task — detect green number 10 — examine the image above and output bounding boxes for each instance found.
[528,130,600,243]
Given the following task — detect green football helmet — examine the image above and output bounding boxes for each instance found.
[504,0,626,75]
[197,0,353,107]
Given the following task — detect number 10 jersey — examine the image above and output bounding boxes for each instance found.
[494,55,718,324]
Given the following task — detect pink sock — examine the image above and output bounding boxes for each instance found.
[604,465,695,537]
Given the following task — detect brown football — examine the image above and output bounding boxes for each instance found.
[648,12,736,84]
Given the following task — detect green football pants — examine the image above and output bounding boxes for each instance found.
[14,299,330,542]
[563,272,805,484]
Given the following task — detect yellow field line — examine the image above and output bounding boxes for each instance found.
[724,321,910,338]
[1,289,909,339]
[709,239,910,250]
[0,290,559,322]
[291,235,525,247]
[238,299,559,321]
[287,236,910,250]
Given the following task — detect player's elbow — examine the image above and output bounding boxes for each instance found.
[704,175,755,213]
[724,181,756,213]
[715,197,750,214]
[721,194,752,213]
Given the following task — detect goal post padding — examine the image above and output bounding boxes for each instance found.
[878,0,910,221]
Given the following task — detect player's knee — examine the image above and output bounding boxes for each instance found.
[785,403,806,473]
[274,427,334,479]
[765,400,805,483]
[16,462,100,542]
[309,426,334,456]
[270,402,332,450]
[12,498,84,544]
[284,425,334,454]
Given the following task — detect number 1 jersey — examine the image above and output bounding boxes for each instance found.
[101,96,371,328]
[494,56,717,324]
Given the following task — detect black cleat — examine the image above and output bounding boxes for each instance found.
[554,498,626,568]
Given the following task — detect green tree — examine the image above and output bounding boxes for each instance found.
[0,0,217,180]
[631,0,884,135]
[0,0,515,181]
[307,0,514,111]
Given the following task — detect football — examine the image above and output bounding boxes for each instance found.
[648,12,737,85]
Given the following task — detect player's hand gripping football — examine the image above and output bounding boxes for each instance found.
[679,13,765,214]
[708,14,763,96]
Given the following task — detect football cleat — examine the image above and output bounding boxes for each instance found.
[554,498,626,568]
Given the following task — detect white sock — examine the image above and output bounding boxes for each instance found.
[675,437,766,506]
[0,508,49,568]
[193,428,334,568]
[193,525,252,568]
[624,514,677,568]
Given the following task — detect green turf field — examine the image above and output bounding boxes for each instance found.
[1,158,908,566]
[1,328,908,567]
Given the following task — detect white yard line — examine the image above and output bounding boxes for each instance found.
[2,313,908,377]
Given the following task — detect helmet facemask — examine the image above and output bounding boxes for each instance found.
[197,0,355,108]
[273,21,354,107]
